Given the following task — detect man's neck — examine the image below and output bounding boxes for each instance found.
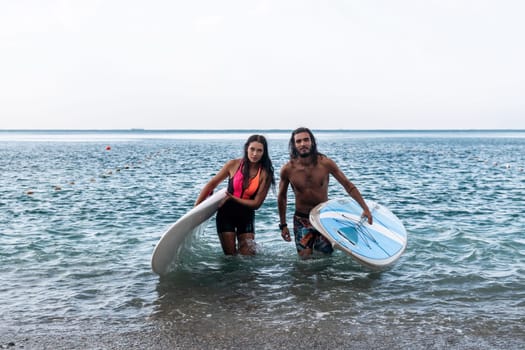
[297,153,315,166]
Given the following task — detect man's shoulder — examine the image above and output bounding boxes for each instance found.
[281,160,294,170]
[281,158,302,174]
[317,153,333,163]
[316,154,338,172]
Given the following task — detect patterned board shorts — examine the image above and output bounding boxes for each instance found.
[293,212,333,255]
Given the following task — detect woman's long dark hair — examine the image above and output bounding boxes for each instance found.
[242,134,275,190]
[288,127,321,164]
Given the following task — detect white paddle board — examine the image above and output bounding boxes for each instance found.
[310,197,407,269]
[151,188,227,276]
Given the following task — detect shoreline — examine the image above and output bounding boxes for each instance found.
[3,321,524,350]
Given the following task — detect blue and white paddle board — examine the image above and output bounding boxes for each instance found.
[310,197,407,269]
[151,188,227,276]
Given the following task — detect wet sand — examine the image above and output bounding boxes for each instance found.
[2,321,523,350]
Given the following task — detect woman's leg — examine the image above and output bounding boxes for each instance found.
[218,231,237,255]
[238,232,256,255]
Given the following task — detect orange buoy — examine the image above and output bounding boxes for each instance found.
[105,145,111,151]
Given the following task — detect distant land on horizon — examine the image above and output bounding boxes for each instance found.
[1,128,525,133]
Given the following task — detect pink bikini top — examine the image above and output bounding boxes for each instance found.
[228,160,262,199]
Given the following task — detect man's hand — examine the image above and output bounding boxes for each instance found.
[281,227,291,242]
[362,209,373,225]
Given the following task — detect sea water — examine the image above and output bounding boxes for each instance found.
[1,130,524,348]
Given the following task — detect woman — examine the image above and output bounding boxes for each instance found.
[195,134,275,255]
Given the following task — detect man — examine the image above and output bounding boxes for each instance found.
[277,127,373,258]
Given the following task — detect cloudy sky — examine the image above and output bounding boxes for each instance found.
[1,0,524,130]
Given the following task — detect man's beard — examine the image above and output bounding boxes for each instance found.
[299,150,311,158]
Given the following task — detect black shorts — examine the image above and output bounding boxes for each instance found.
[216,200,255,234]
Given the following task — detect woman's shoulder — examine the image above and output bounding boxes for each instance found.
[225,158,242,170]
[226,158,242,164]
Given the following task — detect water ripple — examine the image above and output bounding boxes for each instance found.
[1,132,524,340]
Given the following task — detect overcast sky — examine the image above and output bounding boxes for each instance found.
[1,0,524,130]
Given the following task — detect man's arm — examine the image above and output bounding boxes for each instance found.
[326,158,373,225]
[277,164,292,241]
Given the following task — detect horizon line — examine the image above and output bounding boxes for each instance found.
[2,128,525,133]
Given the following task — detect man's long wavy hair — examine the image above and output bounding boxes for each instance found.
[242,134,275,190]
[288,127,321,164]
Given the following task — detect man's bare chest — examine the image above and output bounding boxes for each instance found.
[289,166,328,191]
